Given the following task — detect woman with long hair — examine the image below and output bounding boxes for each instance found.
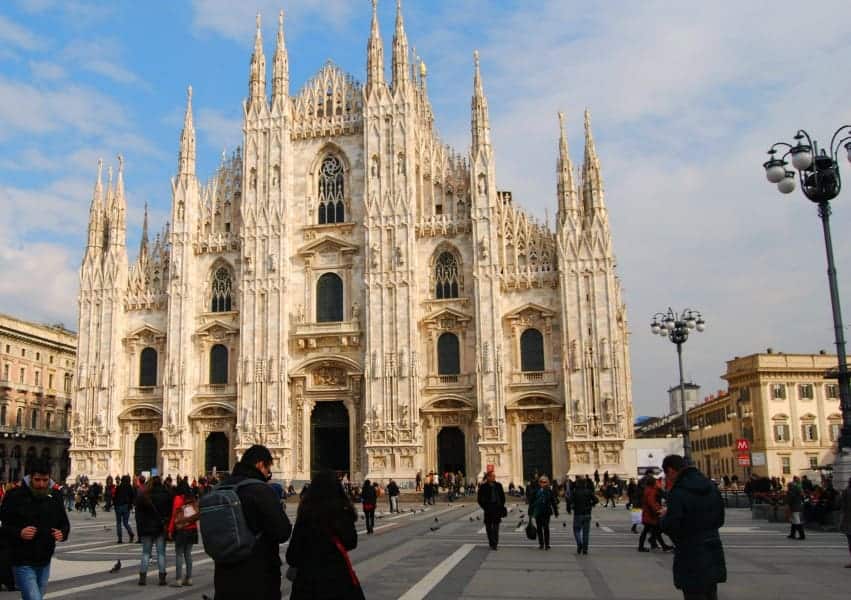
[134,476,172,586]
[167,477,199,587]
[286,470,363,599]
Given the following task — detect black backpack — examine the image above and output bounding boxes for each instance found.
[199,479,266,564]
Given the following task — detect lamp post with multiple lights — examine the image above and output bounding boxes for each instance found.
[763,126,851,483]
[651,308,706,462]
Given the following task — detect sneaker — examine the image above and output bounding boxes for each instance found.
[582,548,588,555]
[183,578,193,586]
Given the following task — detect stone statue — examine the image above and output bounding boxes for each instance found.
[370,244,379,269]
[351,301,360,322]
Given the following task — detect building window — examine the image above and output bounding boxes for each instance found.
[48,374,53,389]
[771,384,786,399]
[15,408,22,427]
[2,364,8,380]
[0,405,5,426]
[520,328,545,372]
[210,344,228,385]
[781,456,791,475]
[434,252,460,299]
[20,349,25,357]
[437,332,460,375]
[30,409,37,430]
[34,371,40,386]
[139,347,158,387]
[45,412,52,431]
[830,422,841,442]
[64,374,72,393]
[211,267,233,312]
[4,345,8,353]
[826,384,839,399]
[316,273,344,322]
[808,455,818,469]
[49,355,53,364]
[19,368,25,384]
[317,155,345,224]
[798,384,813,400]
[774,423,790,442]
[801,423,818,442]
[35,352,40,361]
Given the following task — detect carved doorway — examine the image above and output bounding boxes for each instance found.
[205,432,230,475]
[437,426,466,475]
[522,424,552,483]
[311,401,349,478]
[134,433,158,475]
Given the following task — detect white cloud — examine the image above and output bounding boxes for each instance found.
[62,39,149,89]
[28,59,66,80]
[197,107,242,153]
[0,14,41,51]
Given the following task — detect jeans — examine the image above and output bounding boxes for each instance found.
[389,496,399,513]
[535,514,551,548]
[484,517,500,548]
[364,509,375,532]
[140,535,166,575]
[115,504,134,541]
[13,564,50,600]
[573,514,591,551]
[174,542,193,581]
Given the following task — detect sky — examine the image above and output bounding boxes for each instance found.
[1,0,850,417]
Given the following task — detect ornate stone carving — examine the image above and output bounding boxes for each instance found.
[312,366,346,386]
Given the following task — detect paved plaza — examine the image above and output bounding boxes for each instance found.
[39,497,851,599]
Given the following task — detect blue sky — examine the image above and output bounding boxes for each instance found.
[1,0,850,415]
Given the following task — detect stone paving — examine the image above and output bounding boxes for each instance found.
[41,495,851,599]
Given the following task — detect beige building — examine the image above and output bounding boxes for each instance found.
[70,5,634,484]
[688,391,742,481]
[0,313,75,482]
[722,351,842,479]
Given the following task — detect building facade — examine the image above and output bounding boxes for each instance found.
[0,313,75,482]
[688,391,741,481]
[722,351,842,479]
[70,4,634,484]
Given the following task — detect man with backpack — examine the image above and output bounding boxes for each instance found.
[201,444,292,599]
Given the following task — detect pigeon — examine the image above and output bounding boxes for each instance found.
[109,560,121,573]
[469,517,474,522]
[429,526,439,531]
[595,521,600,528]
[434,517,439,522]
[103,526,109,531]
[476,516,480,521]
[563,522,567,527]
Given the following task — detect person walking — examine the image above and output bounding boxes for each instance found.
[387,479,400,514]
[0,458,69,600]
[361,479,377,534]
[206,444,292,599]
[103,476,114,513]
[785,482,805,540]
[477,470,506,550]
[569,478,597,555]
[639,476,672,552]
[167,478,199,587]
[113,475,136,544]
[87,481,100,518]
[839,477,851,568]
[660,454,726,600]
[530,476,559,550]
[286,470,363,600]
[415,470,423,492]
[134,476,172,586]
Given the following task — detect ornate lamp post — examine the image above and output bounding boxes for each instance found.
[651,308,706,462]
[763,126,851,483]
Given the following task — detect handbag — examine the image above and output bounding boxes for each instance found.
[525,518,537,540]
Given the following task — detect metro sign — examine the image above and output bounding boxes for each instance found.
[735,439,750,452]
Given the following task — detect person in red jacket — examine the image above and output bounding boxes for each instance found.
[166,477,199,587]
[638,475,673,552]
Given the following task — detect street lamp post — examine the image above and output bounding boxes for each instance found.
[651,308,706,462]
[763,126,851,484]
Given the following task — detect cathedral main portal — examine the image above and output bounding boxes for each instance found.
[310,401,350,478]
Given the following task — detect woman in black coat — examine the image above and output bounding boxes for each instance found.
[286,470,363,600]
[134,476,173,586]
[360,479,377,534]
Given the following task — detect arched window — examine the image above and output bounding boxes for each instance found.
[210,344,228,385]
[316,273,343,322]
[318,155,345,224]
[520,328,545,372]
[437,333,460,375]
[139,347,157,387]
[211,267,233,312]
[435,252,460,299]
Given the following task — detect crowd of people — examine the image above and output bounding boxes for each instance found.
[0,452,850,599]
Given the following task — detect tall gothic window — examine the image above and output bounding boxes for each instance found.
[317,155,345,224]
[139,347,157,387]
[434,252,460,299]
[316,273,344,322]
[210,344,228,385]
[437,333,460,375]
[520,328,545,372]
[211,267,233,312]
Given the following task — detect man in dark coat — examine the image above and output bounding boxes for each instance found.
[569,478,598,554]
[213,444,292,600]
[477,470,506,550]
[660,455,726,600]
[0,458,69,598]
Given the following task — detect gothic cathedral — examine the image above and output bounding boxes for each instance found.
[70,3,634,485]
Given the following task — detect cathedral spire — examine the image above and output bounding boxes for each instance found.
[108,155,127,249]
[248,12,267,110]
[582,108,605,213]
[557,111,579,226]
[139,201,149,260]
[178,85,196,178]
[392,0,409,91]
[272,9,289,105]
[366,0,385,95]
[85,158,104,255]
[471,50,490,153]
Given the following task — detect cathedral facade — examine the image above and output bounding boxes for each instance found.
[69,3,634,485]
